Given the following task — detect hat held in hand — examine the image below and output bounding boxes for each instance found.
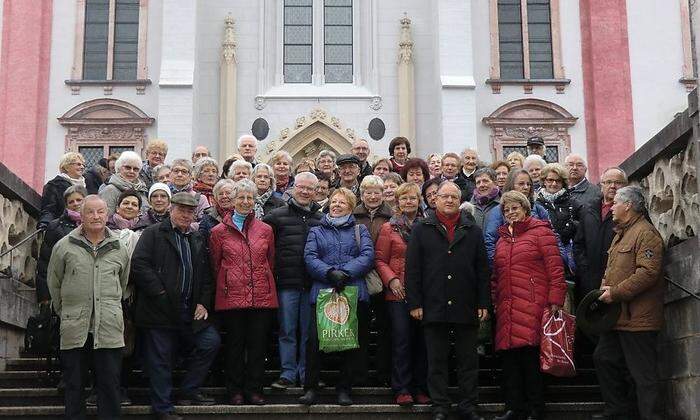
[576,289,622,336]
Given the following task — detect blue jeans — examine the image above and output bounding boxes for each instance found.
[277,288,310,383]
[142,324,221,414]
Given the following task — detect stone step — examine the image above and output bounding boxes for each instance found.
[0,385,602,406]
[0,402,605,419]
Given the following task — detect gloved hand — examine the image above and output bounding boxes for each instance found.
[326,270,350,291]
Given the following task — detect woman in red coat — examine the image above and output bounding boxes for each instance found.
[492,191,567,420]
[209,179,278,406]
[374,182,429,406]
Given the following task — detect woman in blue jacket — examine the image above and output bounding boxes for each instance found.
[300,187,375,407]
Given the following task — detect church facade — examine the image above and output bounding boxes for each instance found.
[0,0,695,190]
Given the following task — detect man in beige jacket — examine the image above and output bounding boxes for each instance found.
[594,186,665,420]
[48,195,130,420]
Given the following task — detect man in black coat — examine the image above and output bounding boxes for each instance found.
[565,154,603,211]
[406,181,490,420]
[263,172,322,389]
[131,193,220,420]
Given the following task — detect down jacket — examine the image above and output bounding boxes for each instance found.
[535,189,583,244]
[374,221,408,302]
[36,212,78,303]
[263,199,323,290]
[492,217,567,351]
[209,212,278,311]
[39,176,73,227]
[484,200,551,265]
[304,215,375,304]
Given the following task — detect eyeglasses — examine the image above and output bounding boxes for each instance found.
[122,165,140,172]
[171,168,190,175]
[437,193,460,201]
[149,151,166,157]
[296,185,316,192]
[601,180,626,186]
[544,178,562,184]
[502,205,522,214]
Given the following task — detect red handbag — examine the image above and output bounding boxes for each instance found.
[540,308,576,377]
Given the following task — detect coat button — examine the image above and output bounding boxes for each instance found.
[448,251,452,254]
[447,275,452,280]
[448,300,452,305]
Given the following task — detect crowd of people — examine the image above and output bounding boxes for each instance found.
[40,133,665,420]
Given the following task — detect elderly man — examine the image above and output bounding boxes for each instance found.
[47,195,130,420]
[263,172,323,389]
[594,186,664,420]
[237,134,258,167]
[526,136,547,161]
[440,153,470,203]
[140,139,169,188]
[191,146,211,164]
[351,139,373,182]
[334,154,362,200]
[457,148,479,202]
[565,154,602,210]
[406,181,490,420]
[131,193,221,420]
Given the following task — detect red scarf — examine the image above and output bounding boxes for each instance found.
[436,210,460,242]
[193,181,215,205]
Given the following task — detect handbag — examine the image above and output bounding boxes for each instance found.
[539,307,576,377]
[354,225,383,295]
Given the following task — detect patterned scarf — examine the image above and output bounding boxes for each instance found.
[538,188,567,204]
[57,173,86,187]
[66,209,82,225]
[389,213,416,243]
[110,212,138,230]
[472,186,500,206]
[193,181,214,205]
[254,189,273,220]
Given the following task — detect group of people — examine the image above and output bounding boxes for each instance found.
[39,133,665,420]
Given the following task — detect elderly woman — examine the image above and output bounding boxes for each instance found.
[470,168,501,231]
[193,157,220,205]
[523,154,547,192]
[221,154,244,179]
[300,188,374,406]
[209,179,278,406]
[251,164,286,219]
[421,177,441,213]
[36,185,88,304]
[152,164,171,184]
[294,158,315,175]
[491,160,511,190]
[199,179,236,239]
[168,158,210,221]
[139,139,168,187]
[100,151,149,216]
[39,152,86,227]
[134,183,171,230]
[401,158,430,188]
[381,172,403,213]
[388,137,411,174]
[107,190,142,230]
[426,153,442,179]
[315,150,337,186]
[228,159,253,181]
[492,191,566,420]
[506,152,525,170]
[271,151,294,197]
[372,158,392,177]
[374,182,429,406]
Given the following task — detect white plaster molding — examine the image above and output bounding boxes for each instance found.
[369,96,382,111]
[440,75,477,89]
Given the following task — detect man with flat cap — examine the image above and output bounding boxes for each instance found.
[593,186,664,420]
[132,192,221,420]
[334,154,363,201]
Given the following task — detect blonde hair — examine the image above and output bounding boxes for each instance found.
[360,175,384,193]
[58,152,85,173]
[506,151,525,168]
[145,139,168,155]
[541,163,569,184]
[329,187,357,210]
[395,182,420,201]
[500,190,532,214]
[270,150,293,165]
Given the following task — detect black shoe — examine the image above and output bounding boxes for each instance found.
[299,389,317,405]
[495,411,524,420]
[337,391,352,406]
[433,413,448,420]
[271,377,295,389]
[177,391,215,406]
[120,388,132,406]
[155,413,183,420]
[526,410,544,420]
[85,390,97,406]
[462,412,485,420]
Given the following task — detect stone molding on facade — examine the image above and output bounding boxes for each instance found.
[482,98,577,161]
[398,14,416,142]
[259,108,355,164]
[219,14,238,164]
[57,99,155,156]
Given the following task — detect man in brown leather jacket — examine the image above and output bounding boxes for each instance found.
[594,186,665,420]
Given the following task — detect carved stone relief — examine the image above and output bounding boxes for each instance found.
[0,195,38,286]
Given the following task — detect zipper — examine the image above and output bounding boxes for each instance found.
[529,277,536,302]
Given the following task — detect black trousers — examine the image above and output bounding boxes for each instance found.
[221,308,274,395]
[61,335,122,420]
[304,302,369,392]
[593,330,663,420]
[369,294,391,385]
[500,346,544,414]
[423,323,479,415]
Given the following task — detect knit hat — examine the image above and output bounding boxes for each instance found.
[149,182,172,199]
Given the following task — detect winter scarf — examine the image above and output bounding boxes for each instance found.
[66,209,82,224]
[538,188,568,204]
[254,189,273,220]
[389,213,417,243]
[473,186,500,206]
[57,173,86,187]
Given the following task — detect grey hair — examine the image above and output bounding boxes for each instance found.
[114,151,142,172]
[437,180,462,199]
[227,160,253,178]
[316,149,337,163]
[237,134,257,149]
[270,150,293,165]
[360,175,384,193]
[601,166,628,181]
[564,153,588,167]
[295,171,318,184]
[523,154,547,170]
[63,185,88,202]
[171,158,193,174]
[232,178,258,199]
[152,164,171,178]
[213,178,236,198]
[193,157,218,179]
[614,186,646,213]
[251,163,276,187]
[474,167,497,182]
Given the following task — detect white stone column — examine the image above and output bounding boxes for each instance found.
[434,0,477,153]
[219,15,238,162]
[157,0,197,159]
[398,15,415,142]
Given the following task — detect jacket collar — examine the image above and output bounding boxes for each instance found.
[353,202,393,219]
[321,213,356,228]
[67,226,120,252]
[288,197,321,214]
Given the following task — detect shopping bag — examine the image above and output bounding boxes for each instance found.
[540,308,576,377]
[316,286,359,353]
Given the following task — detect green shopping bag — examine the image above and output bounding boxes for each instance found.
[316,286,359,353]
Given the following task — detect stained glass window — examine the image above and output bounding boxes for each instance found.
[79,146,105,168]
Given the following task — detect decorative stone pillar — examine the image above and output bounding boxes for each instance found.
[397,14,415,142]
[219,14,238,162]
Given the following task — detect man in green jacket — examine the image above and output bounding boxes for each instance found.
[48,195,130,420]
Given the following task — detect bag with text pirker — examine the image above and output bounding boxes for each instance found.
[316,286,359,353]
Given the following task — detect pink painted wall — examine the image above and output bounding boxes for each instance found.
[579,0,635,181]
[0,0,53,191]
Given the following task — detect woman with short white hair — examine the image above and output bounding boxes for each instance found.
[193,157,220,205]
[271,151,294,198]
[523,154,547,192]
[99,151,148,216]
[228,160,253,181]
[39,152,87,227]
[251,164,286,219]
[315,150,338,186]
[199,179,237,238]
